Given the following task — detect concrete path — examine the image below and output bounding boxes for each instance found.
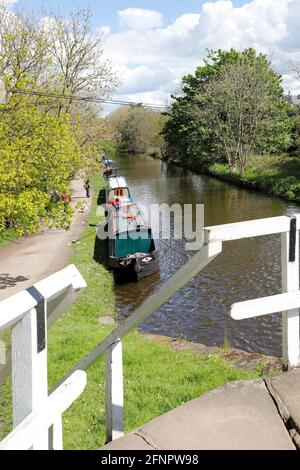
[0,179,92,301]
[102,368,300,450]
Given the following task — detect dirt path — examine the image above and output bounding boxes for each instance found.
[0,179,92,301]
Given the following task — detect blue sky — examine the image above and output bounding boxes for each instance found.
[14,0,248,31]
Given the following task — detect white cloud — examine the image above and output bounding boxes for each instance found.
[101,1,300,105]
[99,25,111,37]
[0,0,18,5]
[165,13,200,36]
[118,65,174,94]
[118,8,163,31]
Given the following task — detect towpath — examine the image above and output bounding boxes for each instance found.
[0,179,91,301]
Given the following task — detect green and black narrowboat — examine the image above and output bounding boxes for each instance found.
[104,177,159,281]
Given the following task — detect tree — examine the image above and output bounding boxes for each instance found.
[0,101,82,234]
[0,5,117,235]
[163,49,291,174]
[162,52,225,166]
[290,61,300,84]
[0,9,51,109]
[288,104,300,153]
[200,50,291,174]
[108,105,168,154]
[45,9,119,115]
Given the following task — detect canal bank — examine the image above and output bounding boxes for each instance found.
[0,174,277,450]
[166,153,300,204]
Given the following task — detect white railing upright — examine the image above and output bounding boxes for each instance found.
[205,214,300,369]
[0,265,87,450]
[52,241,223,442]
[281,217,299,368]
[0,371,86,450]
[105,339,124,443]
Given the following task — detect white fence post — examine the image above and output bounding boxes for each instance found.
[49,418,63,450]
[105,338,124,443]
[281,216,300,369]
[0,371,87,450]
[12,303,48,449]
[0,265,87,450]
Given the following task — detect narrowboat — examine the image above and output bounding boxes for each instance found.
[104,177,159,281]
[102,159,118,177]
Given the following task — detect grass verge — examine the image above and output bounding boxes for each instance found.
[0,175,270,450]
[209,154,300,202]
[0,229,18,249]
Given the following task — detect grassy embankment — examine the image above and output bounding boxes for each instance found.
[208,154,300,203]
[0,229,18,249]
[0,175,270,450]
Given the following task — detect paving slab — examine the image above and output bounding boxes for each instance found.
[101,379,295,450]
[103,433,155,451]
[270,368,300,432]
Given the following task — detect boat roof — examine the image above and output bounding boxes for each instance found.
[107,176,128,190]
[109,203,150,235]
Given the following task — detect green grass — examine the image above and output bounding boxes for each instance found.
[0,229,18,249]
[209,154,300,202]
[0,174,269,450]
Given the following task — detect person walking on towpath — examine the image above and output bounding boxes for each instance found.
[84,179,90,198]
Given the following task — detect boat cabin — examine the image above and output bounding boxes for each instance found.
[110,203,153,256]
[106,176,132,208]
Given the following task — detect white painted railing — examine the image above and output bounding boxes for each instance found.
[52,241,223,442]
[0,265,87,450]
[0,371,86,450]
[50,213,300,444]
[206,214,300,369]
[1,214,299,449]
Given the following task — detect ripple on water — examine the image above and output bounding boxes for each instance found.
[114,154,300,357]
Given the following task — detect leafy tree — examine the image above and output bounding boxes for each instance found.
[45,8,119,116]
[162,50,239,166]
[163,49,291,174]
[108,105,168,154]
[0,11,49,89]
[200,50,291,174]
[289,107,300,153]
[0,97,81,234]
[0,6,117,236]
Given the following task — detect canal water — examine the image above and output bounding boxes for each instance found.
[113,153,300,357]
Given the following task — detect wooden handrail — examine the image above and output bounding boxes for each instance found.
[0,265,87,450]
[0,371,87,450]
[0,264,86,331]
[52,241,223,390]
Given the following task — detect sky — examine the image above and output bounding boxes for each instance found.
[13,0,249,29]
[4,0,300,112]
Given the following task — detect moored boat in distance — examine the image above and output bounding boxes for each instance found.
[102,159,118,177]
[104,176,159,281]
